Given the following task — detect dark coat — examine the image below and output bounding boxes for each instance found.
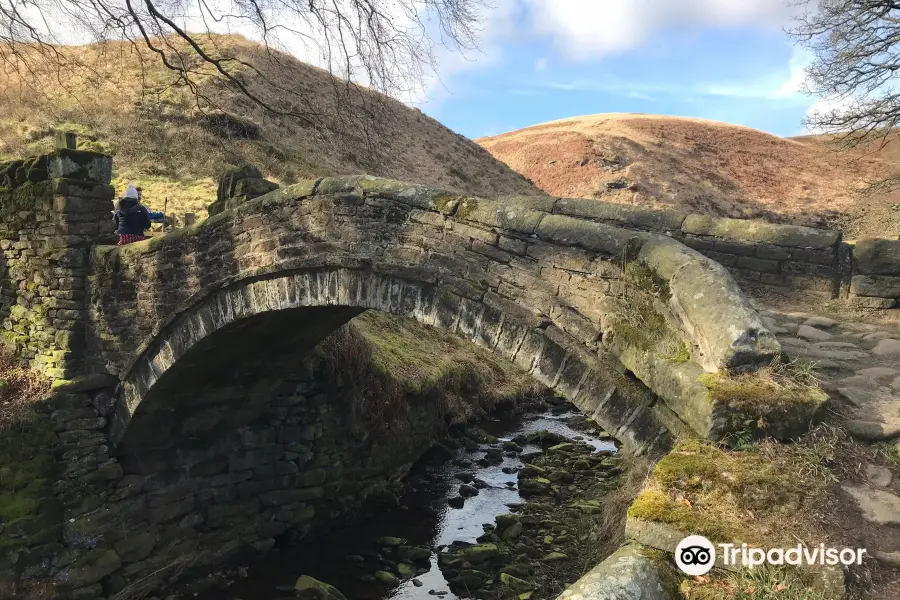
[114,198,151,235]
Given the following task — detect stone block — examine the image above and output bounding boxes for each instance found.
[47,150,112,184]
[682,214,840,249]
[736,256,780,274]
[850,275,900,298]
[555,197,686,231]
[853,238,900,275]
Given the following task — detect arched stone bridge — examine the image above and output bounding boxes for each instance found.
[88,174,782,456]
[0,150,819,595]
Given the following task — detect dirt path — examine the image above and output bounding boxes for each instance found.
[755,305,900,598]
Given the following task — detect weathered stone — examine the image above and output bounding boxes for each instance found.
[872,339,900,357]
[56,549,121,588]
[682,214,840,249]
[842,484,900,525]
[797,325,833,342]
[850,275,900,298]
[557,543,677,600]
[853,239,900,275]
[294,575,348,600]
[865,464,893,488]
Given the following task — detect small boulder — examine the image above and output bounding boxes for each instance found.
[374,571,400,586]
[448,496,465,509]
[459,484,479,498]
[294,575,347,600]
[502,522,524,540]
[500,573,535,594]
[377,536,407,547]
[541,552,569,562]
[459,544,499,564]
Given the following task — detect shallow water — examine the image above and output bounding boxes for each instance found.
[198,409,616,600]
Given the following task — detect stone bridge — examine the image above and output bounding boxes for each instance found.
[0,148,851,595]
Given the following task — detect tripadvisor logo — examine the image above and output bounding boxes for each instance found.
[675,535,716,576]
[674,535,866,575]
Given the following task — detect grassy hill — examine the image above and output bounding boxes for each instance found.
[0,34,540,217]
[0,35,544,409]
[477,113,900,240]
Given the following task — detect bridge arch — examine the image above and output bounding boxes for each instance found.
[90,174,780,457]
[111,267,669,458]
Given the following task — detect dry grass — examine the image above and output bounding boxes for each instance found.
[0,347,50,431]
[0,581,57,600]
[0,35,540,218]
[477,113,900,239]
[320,312,542,434]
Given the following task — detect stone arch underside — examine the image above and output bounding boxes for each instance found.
[112,268,671,460]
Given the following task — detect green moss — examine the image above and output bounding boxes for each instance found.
[628,439,811,547]
[0,492,40,520]
[454,197,478,219]
[665,341,691,363]
[433,194,462,214]
[625,260,670,300]
[698,364,827,439]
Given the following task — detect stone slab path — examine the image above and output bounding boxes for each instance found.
[759,308,900,574]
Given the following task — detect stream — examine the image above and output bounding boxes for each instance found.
[193,403,621,600]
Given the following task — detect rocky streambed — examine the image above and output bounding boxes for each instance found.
[189,400,624,600]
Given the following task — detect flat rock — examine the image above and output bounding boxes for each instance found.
[845,420,900,441]
[814,341,860,350]
[840,376,881,390]
[842,484,900,525]
[866,464,893,488]
[838,387,877,407]
[798,325,834,342]
[893,376,900,391]
[557,543,676,600]
[872,339,900,357]
[804,316,839,329]
[857,367,900,379]
[862,331,895,342]
[777,337,810,349]
[874,551,900,569]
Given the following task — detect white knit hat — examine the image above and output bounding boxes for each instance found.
[124,183,139,200]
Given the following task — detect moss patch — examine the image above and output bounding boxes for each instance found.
[699,360,827,441]
[627,439,821,547]
[625,260,670,300]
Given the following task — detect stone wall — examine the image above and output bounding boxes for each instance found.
[849,238,900,309]
[0,150,115,378]
[504,195,854,301]
[6,352,447,598]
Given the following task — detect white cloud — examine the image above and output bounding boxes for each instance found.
[515,0,801,61]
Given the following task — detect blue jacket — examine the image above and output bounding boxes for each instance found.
[114,198,151,235]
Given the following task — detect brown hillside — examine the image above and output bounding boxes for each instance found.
[0,35,541,216]
[477,113,900,239]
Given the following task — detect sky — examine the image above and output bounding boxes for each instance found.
[407,0,821,139]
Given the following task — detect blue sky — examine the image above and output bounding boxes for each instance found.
[411,0,819,139]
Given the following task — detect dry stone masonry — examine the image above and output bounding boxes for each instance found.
[0,150,115,379]
[2,146,900,597]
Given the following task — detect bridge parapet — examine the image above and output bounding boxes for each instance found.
[0,149,115,378]
[86,174,799,445]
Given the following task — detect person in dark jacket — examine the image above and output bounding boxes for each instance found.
[114,183,152,245]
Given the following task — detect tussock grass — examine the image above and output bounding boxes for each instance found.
[0,347,50,431]
[681,565,833,600]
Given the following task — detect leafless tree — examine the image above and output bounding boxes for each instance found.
[0,0,485,126]
[789,0,900,193]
